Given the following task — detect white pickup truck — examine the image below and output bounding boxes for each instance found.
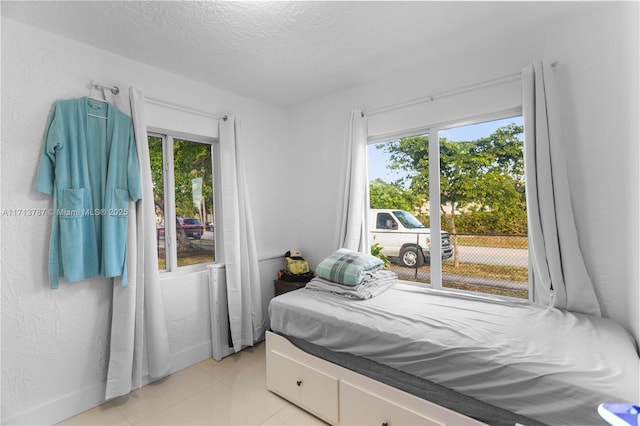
[370,209,453,268]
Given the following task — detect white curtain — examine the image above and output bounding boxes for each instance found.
[219,115,265,352]
[338,109,370,252]
[105,87,172,399]
[522,61,601,316]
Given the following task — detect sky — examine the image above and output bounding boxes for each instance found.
[368,116,523,183]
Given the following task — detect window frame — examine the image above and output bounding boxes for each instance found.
[367,107,528,301]
[148,127,220,274]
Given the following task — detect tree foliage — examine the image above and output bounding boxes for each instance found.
[172,139,213,218]
[148,136,213,220]
[373,123,526,266]
[370,242,391,269]
[369,178,423,211]
[149,136,214,253]
[149,136,164,212]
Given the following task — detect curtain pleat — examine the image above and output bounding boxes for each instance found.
[105,87,172,400]
[522,61,601,316]
[219,115,265,352]
[339,109,369,252]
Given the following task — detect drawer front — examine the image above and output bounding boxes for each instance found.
[267,350,339,424]
[339,381,444,426]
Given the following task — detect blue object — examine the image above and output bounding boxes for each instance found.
[598,403,640,426]
[34,98,142,288]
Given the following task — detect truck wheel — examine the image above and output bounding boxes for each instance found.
[400,246,424,268]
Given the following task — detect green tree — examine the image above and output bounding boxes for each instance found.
[149,136,164,213]
[149,136,213,253]
[369,178,423,211]
[149,136,213,220]
[378,123,525,267]
[173,139,213,219]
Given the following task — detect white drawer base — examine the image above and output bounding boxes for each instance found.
[266,331,486,426]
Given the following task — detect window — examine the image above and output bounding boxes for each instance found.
[149,131,217,271]
[376,212,396,230]
[368,115,527,299]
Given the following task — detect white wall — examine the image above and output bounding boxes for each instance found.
[288,2,640,342]
[0,19,287,424]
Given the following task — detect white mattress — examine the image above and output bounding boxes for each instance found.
[269,283,639,426]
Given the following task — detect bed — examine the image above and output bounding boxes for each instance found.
[267,281,639,426]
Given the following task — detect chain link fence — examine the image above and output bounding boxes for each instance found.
[385,233,528,299]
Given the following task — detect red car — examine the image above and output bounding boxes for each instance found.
[157,217,204,239]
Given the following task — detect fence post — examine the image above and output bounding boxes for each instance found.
[415,232,419,280]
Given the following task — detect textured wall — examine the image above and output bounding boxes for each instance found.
[1,19,114,423]
[1,18,287,424]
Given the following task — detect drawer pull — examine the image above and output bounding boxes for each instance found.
[296,380,303,386]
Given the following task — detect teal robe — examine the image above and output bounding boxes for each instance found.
[34,97,142,288]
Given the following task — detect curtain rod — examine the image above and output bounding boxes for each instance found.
[365,62,558,117]
[365,72,520,117]
[145,96,223,120]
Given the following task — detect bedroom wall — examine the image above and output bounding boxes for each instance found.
[0,19,287,424]
[287,2,640,343]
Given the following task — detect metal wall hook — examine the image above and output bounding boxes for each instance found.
[90,80,120,96]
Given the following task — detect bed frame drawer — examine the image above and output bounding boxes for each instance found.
[340,380,444,426]
[266,349,339,424]
[266,332,487,426]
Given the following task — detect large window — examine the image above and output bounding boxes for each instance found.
[368,115,527,298]
[149,132,217,271]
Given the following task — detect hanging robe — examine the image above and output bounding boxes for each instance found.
[34,97,142,288]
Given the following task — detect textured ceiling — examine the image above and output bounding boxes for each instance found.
[2,1,596,108]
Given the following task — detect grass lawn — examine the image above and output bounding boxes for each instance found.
[441,282,527,299]
[456,234,528,250]
[157,246,215,269]
[442,261,528,282]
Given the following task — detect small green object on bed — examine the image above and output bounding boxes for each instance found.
[314,248,384,286]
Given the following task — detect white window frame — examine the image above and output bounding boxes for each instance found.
[367,107,526,300]
[148,127,220,274]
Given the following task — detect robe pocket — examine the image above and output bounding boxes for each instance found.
[60,188,88,219]
[108,188,130,219]
[59,188,98,279]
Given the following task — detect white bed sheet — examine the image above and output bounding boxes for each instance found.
[269,283,639,426]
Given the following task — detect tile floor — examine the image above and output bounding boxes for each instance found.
[58,342,327,425]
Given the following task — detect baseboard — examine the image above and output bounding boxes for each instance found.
[1,341,214,426]
[168,340,213,374]
[1,381,106,426]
